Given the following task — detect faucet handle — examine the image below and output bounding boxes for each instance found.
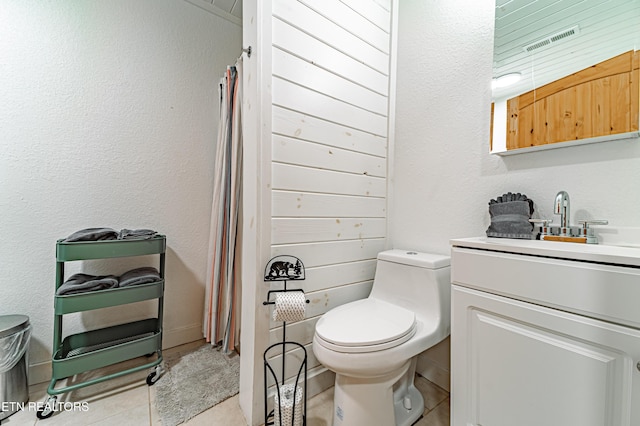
[577,220,609,228]
[529,219,553,237]
[577,220,608,244]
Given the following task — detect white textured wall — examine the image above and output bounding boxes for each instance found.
[0,0,241,383]
[392,0,640,389]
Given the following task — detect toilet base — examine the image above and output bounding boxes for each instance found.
[394,384,424,426]
[331,359,424,426]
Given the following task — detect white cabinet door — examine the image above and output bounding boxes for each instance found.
[452,285,640,426]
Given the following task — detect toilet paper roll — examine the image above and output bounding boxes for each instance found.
[274,384,303,426]
[273,292,306,323]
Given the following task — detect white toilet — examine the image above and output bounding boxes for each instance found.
[312,249,451,426]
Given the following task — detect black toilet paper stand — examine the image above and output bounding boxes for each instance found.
[262,255,309,426]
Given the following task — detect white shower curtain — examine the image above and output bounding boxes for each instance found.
[204,58,242,353]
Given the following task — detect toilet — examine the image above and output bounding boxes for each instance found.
[312,249,451,426]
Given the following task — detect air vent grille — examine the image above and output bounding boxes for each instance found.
[524,25,580,53]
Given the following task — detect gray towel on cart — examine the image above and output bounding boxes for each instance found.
[118,229,157,240]
[64,227,119,242]
[56,273,119,295]
[118,267,161,287]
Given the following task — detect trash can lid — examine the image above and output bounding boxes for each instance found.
[0,315,30,338]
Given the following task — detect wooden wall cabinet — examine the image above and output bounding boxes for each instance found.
[494,50,639,153]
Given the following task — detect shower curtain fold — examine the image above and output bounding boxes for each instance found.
[204,59,242,353]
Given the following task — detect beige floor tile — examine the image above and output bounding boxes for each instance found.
[23,341,454,426]
[1,404,37,425]
[306,388,334,426]
[149,380,161,425]
[89,404,150,426]
[306,386,333,412]
[34,402,98,426]
[183,394,246,426]
[35,381,149,426]
[415,375,449,411]
[415,398,450,426]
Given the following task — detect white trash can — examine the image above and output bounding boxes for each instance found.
[0,315,31,422]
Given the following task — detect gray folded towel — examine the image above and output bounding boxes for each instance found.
[118,267,161,287]
[118,229,157,240]
[64,228,118,242]
[486,193,534,239]
[56,273,119,295]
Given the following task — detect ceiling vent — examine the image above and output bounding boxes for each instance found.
[523,25,580,53]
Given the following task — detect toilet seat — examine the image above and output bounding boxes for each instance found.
[315,298,416,353]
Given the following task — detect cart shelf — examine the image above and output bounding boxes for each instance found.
[55,280,164,314]
[56,235,166,261]
[52,318,161,380]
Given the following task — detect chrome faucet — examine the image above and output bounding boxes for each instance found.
[531,191,608,243]
[554,191,570,236]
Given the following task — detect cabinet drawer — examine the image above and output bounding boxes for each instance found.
[451,247,640,329]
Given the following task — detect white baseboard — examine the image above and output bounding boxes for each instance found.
[162,323,203,350]
[28,360,52,386]
[306,366,335,399]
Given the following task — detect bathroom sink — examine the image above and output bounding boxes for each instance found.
[451,236,640,267]
[604,242,640,249]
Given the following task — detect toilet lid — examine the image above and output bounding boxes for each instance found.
[315,299,416,352]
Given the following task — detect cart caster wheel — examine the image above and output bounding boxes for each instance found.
[146,364,163,386]
[146,371,158,385]
[36,395,57,420]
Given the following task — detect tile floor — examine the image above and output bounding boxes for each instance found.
[6,341,450,425]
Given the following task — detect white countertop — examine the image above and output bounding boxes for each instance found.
[450,236,640,267]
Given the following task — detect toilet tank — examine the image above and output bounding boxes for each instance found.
[369,250,451,326]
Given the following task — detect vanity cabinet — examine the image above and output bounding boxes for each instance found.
[450,238,640,426]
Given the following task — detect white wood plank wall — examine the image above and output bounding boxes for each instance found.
[268,0,392,385]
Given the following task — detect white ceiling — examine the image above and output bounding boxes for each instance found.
[212,0,241,19]
[186,0,241,24]
[493,0,640,100]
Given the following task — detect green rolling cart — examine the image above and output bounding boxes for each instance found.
[37,235,166,420]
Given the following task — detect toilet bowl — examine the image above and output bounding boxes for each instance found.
[312,249,451,426]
